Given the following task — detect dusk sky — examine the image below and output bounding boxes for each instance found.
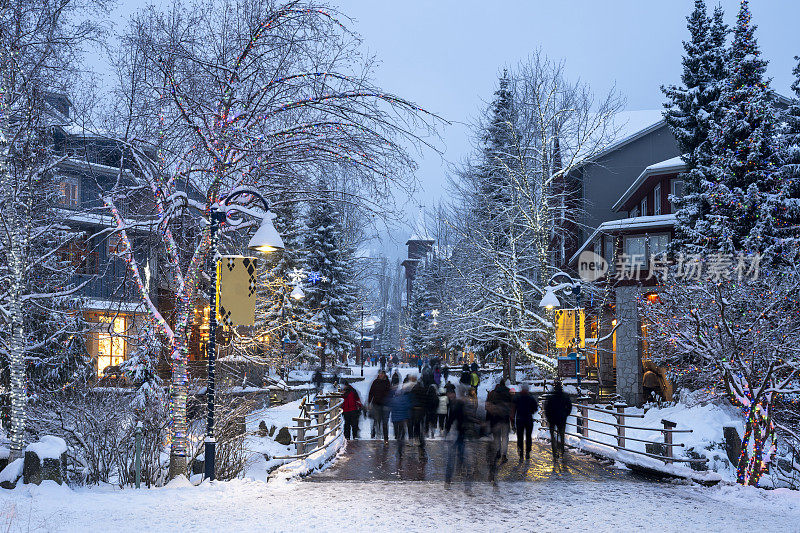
[104,0,800,255]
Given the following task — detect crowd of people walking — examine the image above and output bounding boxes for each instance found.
[335,362,574,492]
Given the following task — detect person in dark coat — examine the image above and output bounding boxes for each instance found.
[442,366,450,382]
[312,369,323,391]
[421,363,434,388]
[544,380,573,462]
[459,364,471,389]
[390,381,412,455]
[379,355,386,371]
[391,371,400,386]
[368,370,391,442]
[470,361,479,374]
[425,382,439,438]
[408,376,428,459]
[511,383,539,462]
[444,388,479,493]
[486,381,512,465]
[341,383,363,440]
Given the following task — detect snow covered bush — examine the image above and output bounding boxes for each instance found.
[642,264,800,486]
[28,388,169,486]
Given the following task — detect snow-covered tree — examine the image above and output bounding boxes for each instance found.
[107,0,436,477]
[302,192,356,369]
[771,57,800,253]
[234,200,308,376]
[663,1,729,254]
[408,257,440,357]
[447,52,622,380]
[0,0,106,456]
[642,264,800,487]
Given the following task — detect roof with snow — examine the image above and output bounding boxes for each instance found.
[575,109,666,167]
[568,214,677,266]
[612,155,688,212]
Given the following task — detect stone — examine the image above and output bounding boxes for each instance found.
[645,442,667,457]
[41,455,66,484]
[685,449,708,472]
[258,420,269,437]
[22,451,42,485]
[192,459,205,476]
[268,425,276,437]
[723,425,742,467]
[275,427,292,446]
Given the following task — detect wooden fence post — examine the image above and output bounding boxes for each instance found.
[662,419,676,463]
[615,403,626,449]
[577,403,589,437]
[296,417,307,456]
[316,397,327,449]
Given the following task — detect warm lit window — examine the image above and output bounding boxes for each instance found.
[97,315,126,376]
[60,179,79,207]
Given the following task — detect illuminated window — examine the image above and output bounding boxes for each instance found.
[60,178,79,207]
[97,315,126,376]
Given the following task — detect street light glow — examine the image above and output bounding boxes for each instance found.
[539,287,560,310]
[248,212,285,253]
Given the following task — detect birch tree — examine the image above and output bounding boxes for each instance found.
[107,0,436,476]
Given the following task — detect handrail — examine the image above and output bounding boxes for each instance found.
[545,401,708,467]
[564,421,685,446]
[272,393,344,461]
[564,431,707,463]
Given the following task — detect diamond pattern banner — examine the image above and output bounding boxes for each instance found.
[216,255,258,327]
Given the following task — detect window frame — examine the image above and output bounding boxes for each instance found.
[653,183,662,215]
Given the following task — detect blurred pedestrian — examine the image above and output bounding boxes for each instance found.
[445,387,480,493]
[511,383,539,462]
[436,385,449,435]
[425,381,439,438]
[486,380,512,464]
[341,383,363,440]
[312,368,323,392]
[459,364,471,395]
[409,376,428,460]
[368,370,391,443]
[390,379,412,456]
[433,365,442,387]
[391,370,400,387]
[379,354,386,371]
[421,362,434,388]
[442,366,450,382]
[544,380,572,462]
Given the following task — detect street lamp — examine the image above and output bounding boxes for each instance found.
[539,287,560,310]
[290,284,305,300]
[205,190,282,482]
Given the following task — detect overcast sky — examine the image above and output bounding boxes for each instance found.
[105,0,800,257]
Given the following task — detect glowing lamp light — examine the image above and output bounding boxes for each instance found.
[290,284,305,300]
[248,213,284,253]
[539,287,560,310]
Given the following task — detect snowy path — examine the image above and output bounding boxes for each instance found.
[2,475,799,532]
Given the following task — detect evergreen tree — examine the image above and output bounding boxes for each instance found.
[248,201,308,371]
[408,258,439,357]
[705,0,780,255]
[302,193,356,369]
[478,70,516,243]
[664,1,729,253]
[771,57,800,254]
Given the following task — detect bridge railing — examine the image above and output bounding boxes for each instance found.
[541,400,708,465]
[273,393,343,460]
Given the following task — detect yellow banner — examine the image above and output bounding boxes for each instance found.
[554,308,585,349]
[217,256,258,327]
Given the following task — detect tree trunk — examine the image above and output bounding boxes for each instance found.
[736,398,775,486]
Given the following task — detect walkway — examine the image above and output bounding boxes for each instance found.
[310,438,645,483]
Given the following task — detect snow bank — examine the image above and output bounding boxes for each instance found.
[26,436,67,459]
[0,459,22,484]
[268,432,345,483]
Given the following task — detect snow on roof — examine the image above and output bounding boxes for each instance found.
[574,110,666,167]
[612,155,688,212]
[82,298,146,313]
[568,214,677,265]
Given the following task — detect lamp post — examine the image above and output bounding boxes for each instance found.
[205,190,283,481]
[539,273,583,386]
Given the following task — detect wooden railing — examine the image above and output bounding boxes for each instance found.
[541,400,708,466]
[273,393,343,460]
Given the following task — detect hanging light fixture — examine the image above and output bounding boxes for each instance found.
[539,287,560,310]
[290,284,305,300]
[248,212,284,253]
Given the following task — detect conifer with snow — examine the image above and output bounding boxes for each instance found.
[302,193,356,369]
[664,1,729,253]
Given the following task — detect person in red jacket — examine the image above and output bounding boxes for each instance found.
[341,383,363,439]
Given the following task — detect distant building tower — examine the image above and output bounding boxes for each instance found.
[401,237,434,309]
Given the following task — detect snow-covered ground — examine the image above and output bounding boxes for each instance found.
[2,475,798,532]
